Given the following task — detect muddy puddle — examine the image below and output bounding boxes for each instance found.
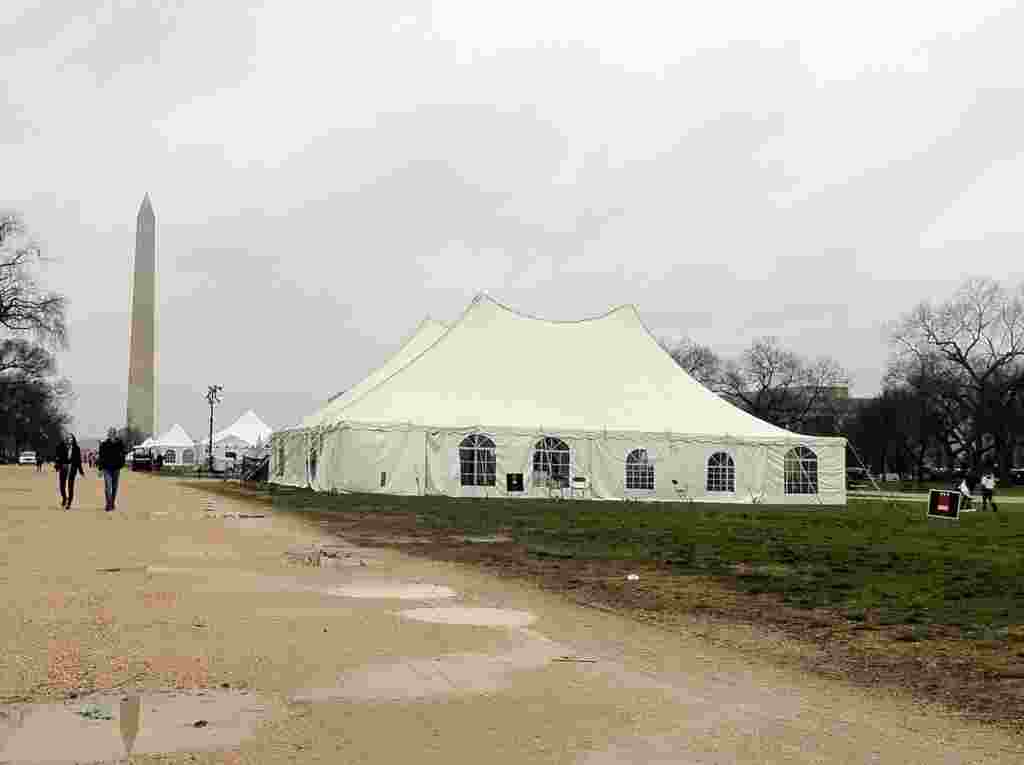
[326,583,457,599]
[399,607,536,628]
[145,566,453,602]
[0,689,273,763]
[290,635,568,703]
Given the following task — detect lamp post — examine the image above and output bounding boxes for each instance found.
[205,385,223,472]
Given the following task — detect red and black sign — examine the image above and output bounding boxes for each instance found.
[927,490,961,520]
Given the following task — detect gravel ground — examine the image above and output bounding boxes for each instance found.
[1,466,1022,764]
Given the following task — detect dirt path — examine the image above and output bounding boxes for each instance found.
[1,467,1021,764]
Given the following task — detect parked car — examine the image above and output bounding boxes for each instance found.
[18,451,37,465]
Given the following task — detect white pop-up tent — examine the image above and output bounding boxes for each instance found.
[201,410,273,459]
[151,423,197,466]
[270,294,846,504]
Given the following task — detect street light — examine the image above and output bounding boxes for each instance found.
[205,385,223,472]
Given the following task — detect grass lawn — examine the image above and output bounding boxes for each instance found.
[865,480,1024,496]
[241,485,1024,640]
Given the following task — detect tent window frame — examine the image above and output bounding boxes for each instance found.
[784,446,818,495]
[706,451,735,493]
[163,449,177,465]
[625,448,655,491]
[182,448,195,465]
[460,434,497,487]
[532,436,570,485]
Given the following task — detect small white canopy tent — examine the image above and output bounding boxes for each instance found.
[201,410,273,461]
[151,423,197,466]
[271,294,846,504]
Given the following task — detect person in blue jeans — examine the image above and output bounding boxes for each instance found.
[97,428,126,511]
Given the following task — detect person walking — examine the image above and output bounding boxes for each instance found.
[981,470,999,512]
[54,434,85,509]
[958,475,974,510]
[35,452,44,472]
[97,428,126,512]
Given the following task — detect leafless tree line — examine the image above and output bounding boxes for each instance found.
[658,336,850,435]
[662,277,1024,481]
[881,277,1024,479]
[0,213,71,457]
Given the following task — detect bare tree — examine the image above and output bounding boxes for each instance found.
[0,213,68,348]
[719,337,849,433]
[0,213,72,456]
[0,373,72,457]
[888,277,1024,477]
[659,337,723,391]
[845,384,945,480]
[0,338,57,379]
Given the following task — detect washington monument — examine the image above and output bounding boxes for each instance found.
[126,193,157,438]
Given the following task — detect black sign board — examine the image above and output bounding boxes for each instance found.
[927,489,961,520]
[506,473,524,492]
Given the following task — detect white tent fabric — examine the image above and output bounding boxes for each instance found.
[300,318,448,430]
[204,410,273,449]
[150,423,197,465]
[154,423,194,448]
[270,294,846,504]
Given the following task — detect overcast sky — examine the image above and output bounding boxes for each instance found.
[4,0,1024,439]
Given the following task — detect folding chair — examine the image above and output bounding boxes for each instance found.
[570,475,590,499]
[671,480,694,507]
[536,472,562,499]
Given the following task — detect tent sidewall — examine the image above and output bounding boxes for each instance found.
[270,425,845,505]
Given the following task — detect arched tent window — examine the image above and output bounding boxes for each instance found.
[785,446,818,494]
[533,437,570,484]
[625,449,655,490]
[460,434,496,486]
[182,448,195,464]
[706,452,735,492]
[164,449,177,465]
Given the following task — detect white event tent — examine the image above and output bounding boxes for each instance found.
[150,423,197,466]
[270,294,846,504]
[201,410,274,460]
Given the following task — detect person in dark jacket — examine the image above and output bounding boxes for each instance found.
[97,428,126,512]
[54,433,85,509]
